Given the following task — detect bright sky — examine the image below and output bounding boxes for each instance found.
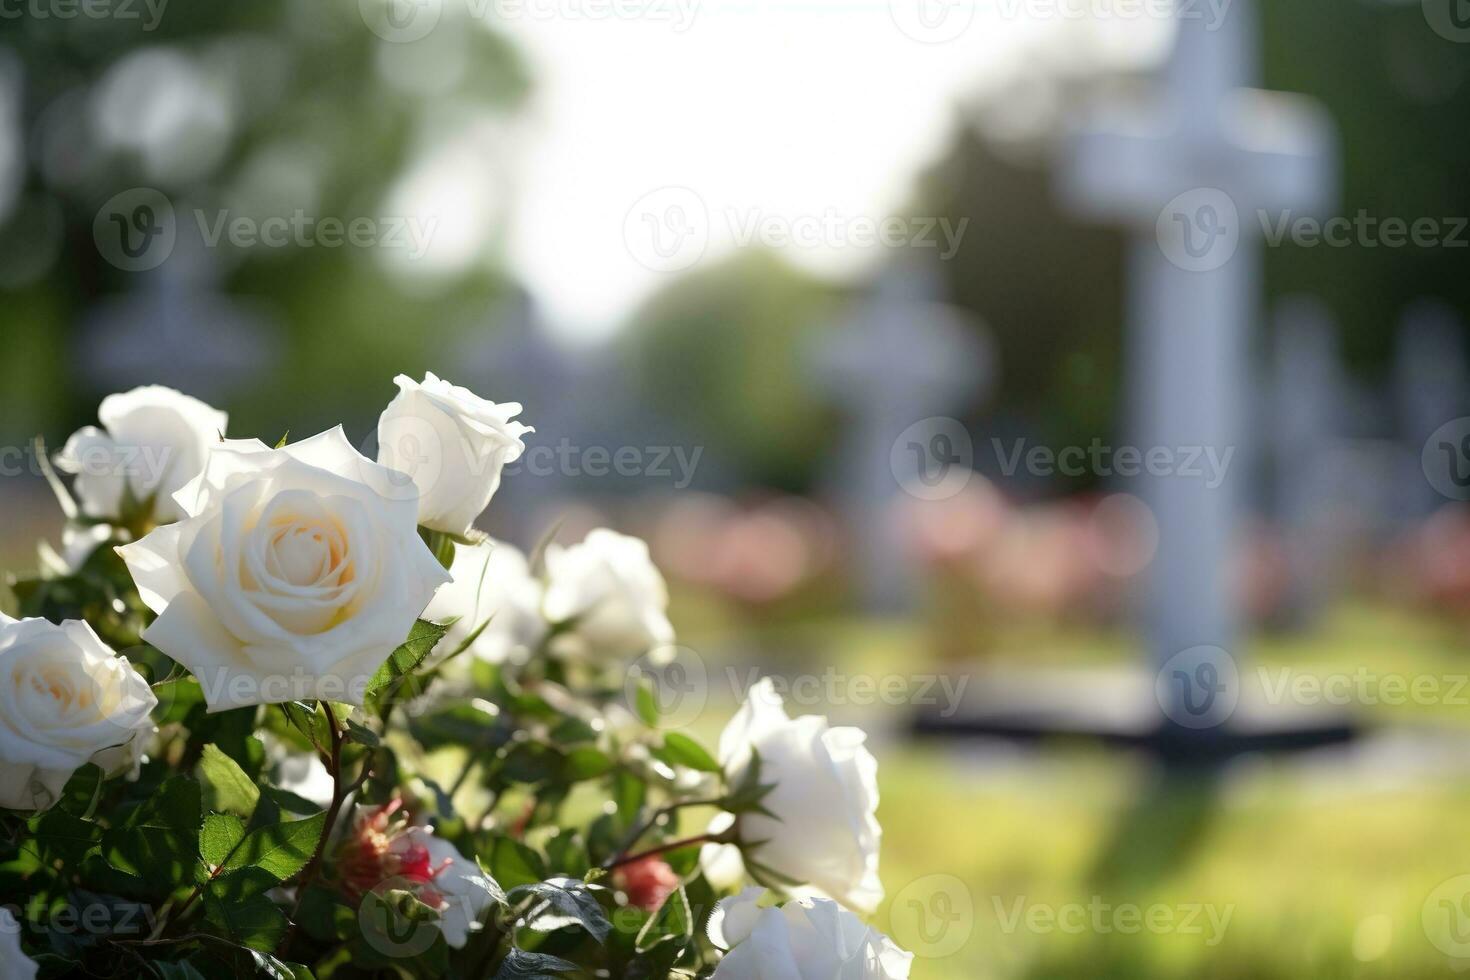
[407,0,1173,342]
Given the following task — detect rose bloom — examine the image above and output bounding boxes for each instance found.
[423,539,547,665]
[117,427,451,712]
[0,614,156,812]
[0,906,39,980]
[337,800,494,949]
[55,385,228,526]
[703,679,883,915]
[709,889,912,980]
[542,528,675,662]
[613,855,681,913]
[377,373,532,537]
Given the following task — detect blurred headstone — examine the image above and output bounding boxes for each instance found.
[1394,298,1469,520]
[1269,296,1344,625]
[1057,0,1336,728]
[76,239,276,401]
[812,255,994,614]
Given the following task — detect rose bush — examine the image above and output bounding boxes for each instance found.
[116,427,451,711]
[0,375,913,979]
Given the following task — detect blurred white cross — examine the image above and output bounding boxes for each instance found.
[1057,2,1337,727]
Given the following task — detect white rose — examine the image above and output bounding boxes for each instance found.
[377,373,532,537]
[423,539,547,665]
[705,678,883,914]
[0,613,156,813]
[55,385,228,525]
[0,907,38,980]
[411,829,496,949]
[116,426,451,712]
[709,889,912,980]
[542,529,674,661]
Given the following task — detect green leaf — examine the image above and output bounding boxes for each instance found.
[494,949,578,979]
[634,678,660,727]
[635,885,692,954]
[366,619,451,701]
[488,836,547,891]
[203,870,288,950]
[200,813,246,868]
[508,877,611,943]
[343,718,380,747]
[28,809,102,865]
[198,744,261,819]
[222,812,327,882]
[653,734,721,774]
[563,747,613,782]
[408,703,507,752]
[102,776,202,890]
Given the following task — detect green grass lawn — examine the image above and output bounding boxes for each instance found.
[674,601,1470,978]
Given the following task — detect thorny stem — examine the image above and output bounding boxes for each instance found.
[277,702,370,957]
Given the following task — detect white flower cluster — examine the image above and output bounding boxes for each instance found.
[2,376,912,976]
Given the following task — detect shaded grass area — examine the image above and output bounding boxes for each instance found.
[874,747,1470,979]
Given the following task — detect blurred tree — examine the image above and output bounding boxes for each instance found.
[914,0,1470,486]
[0,0,530,440]
[622,251,839,492]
